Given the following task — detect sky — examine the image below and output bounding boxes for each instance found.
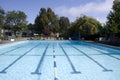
[0,0,114,24]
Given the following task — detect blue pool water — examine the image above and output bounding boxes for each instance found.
[0,40,120,80]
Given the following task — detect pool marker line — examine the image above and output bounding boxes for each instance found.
[0,43,41,74]
[53,52,57,80]
[31,44,49,75]
[71,45,113,72]
[53,55,58,80]
[53,45,58,80]
[0,45,26,55]
[90,47,120,60]
[59,44,81,74]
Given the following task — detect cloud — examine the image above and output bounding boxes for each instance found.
[54,0,114,23]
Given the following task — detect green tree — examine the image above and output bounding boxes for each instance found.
[59,16,70,38]
[47,8,60,35]
[97,24,108,37]
[5,11,27,36]
[69,15,101,40]
[106,0,120,36]
[50,18,60,34]
[27,23,34,31]
[0,7,5,38]
[47,8,60,34]
[0,7,5,27]
[34,8,49,35]
[47,8,55,23]
[34,8,60,36]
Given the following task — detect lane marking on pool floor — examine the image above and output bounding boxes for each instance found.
[31,44,49,75]
[0,43,41,74]
[59,44,81,74]
[0,45,26,55]
[70,45,113,72]
[90,47,120,60]
[53,45,58,80]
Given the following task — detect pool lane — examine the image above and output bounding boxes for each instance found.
[0,43,27,55]
[0,43,41,73]
[36,43,54,80]
[59,44,81,74]
[55,43,87,80]
[0,42,54,80]
[83,45,120,60]
[31,44,49,75]
[71,43,120,60]
[70,45,113,72]
[0,41,38,55]
[0,45,27,55]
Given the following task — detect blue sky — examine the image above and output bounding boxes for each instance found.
[0,0,114,24]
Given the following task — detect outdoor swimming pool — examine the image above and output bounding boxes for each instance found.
[0,40,120,80]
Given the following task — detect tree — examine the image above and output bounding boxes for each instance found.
[69,15,101,40]
[0,7,5,27]
[59,17,70,31]
[27,23,34,31]
[0,7,5,38]
[106,0,120,36]
[59,16,70,38]
[5,11,27,36]
[34,8,49,35]
[47,8,60,34]
[47,8,55,23]
[22,23,34,37]
[50,18,60,34]
[34,8,61,36]
[34,15,43,34]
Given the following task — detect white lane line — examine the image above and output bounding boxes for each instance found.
[53,45,58,80]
